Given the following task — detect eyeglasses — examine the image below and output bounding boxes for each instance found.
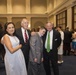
[22,22,28,24]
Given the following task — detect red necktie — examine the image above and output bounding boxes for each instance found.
[24,31,28,42]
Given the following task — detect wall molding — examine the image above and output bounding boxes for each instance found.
[48,0,74,16]
[0,14,48,17]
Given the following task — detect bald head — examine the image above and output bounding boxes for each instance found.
[45,22,54,31]
[21,18,29,30]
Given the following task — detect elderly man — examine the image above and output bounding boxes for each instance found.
[43,22,61,75]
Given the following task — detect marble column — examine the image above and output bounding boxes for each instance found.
[67,6,72,30]
[7,0,12,14]
[25,0,31,14]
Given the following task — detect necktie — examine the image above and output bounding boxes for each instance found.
[24,31,28,42]
[47,32,50,52]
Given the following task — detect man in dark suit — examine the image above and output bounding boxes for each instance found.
[63,27,72,55]
[43,22,61,75]
[16,18,31,70]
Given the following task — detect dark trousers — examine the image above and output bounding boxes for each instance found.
[43,50,59,75]
[0,43,5,61]
[23,51,29,70]
[22,43,30,70]
[28,62,46,75]
[63,43,71,55]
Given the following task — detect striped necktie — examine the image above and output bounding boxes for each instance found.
[24,30,28,42]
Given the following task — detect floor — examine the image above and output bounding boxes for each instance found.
[0,55,76,75]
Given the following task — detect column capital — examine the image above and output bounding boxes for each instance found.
[25,0,31,14]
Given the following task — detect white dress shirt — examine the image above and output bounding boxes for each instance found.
[45,30,53,50]
[21,27,29,42]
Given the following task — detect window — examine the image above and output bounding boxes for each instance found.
[72,5,76,29]
[56,10,67,30]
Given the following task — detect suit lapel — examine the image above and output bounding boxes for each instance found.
[37,33,41,42]
[19,28,24,42]
[27,30,31,39]
[36,33,43,51]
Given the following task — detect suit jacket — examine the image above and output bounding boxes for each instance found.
[16,28,31,56]
[0,29,5,51]
[29,33,43,63]
[43,29,61,57]
[64,30,72,43]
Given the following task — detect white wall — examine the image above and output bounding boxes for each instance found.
[0,0,7,14]
[31,0,47,14]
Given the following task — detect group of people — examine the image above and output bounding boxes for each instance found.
[0,18,62,75]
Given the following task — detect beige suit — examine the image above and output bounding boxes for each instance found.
[28,32,46,75]
[29,32,43,63]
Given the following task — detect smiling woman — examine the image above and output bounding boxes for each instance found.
[4,22,15,36]
[1,22,27,75]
